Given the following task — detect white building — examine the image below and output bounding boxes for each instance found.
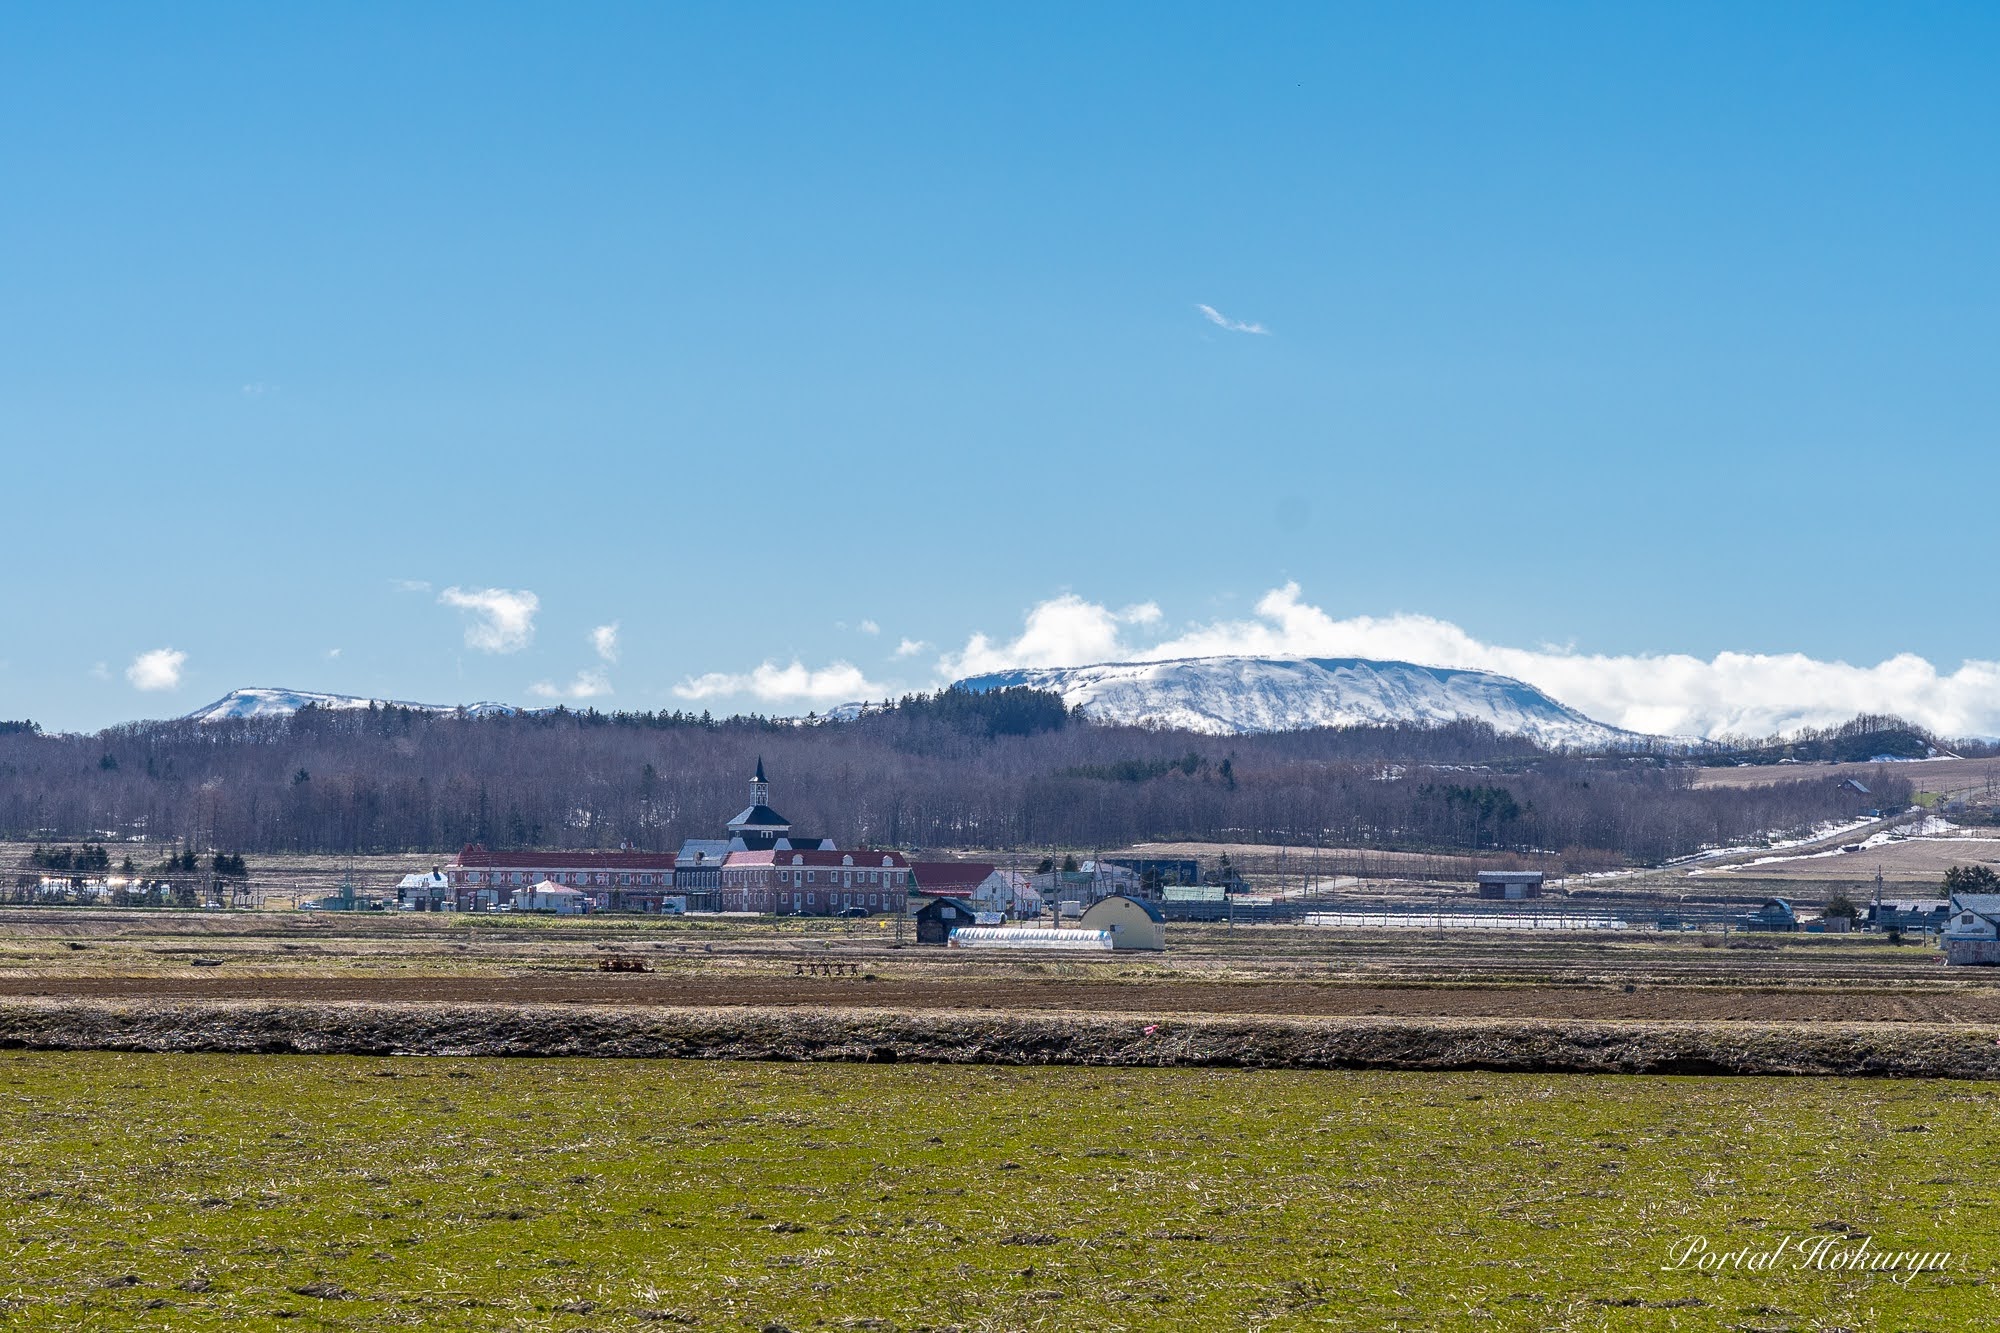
[514,882,590,915]
[1943,893,2000,965]
[396,869,450,909]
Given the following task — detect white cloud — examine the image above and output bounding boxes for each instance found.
[590,622,620,663]
[89,661,111,681]
[940,583,2000,740]
[439,586,539,654]
[859,619,881,635]
[937,595,1168,679]
[240,382,278,396]
[391,578,433,594]
[529,669,612,701]
[675,660,887,707]
[1196,303,1270,335]
[894,638,931,659]
[327,648,342,659]
[126,648,187,692]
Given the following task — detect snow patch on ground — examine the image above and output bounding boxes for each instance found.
[1688,813,2000,874]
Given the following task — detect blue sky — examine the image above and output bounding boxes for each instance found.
[4,4,1998,736]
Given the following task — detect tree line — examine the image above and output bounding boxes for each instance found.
[0,690,1910,871]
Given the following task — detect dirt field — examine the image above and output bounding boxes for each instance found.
[5,972,1999,1023]
[1684,831,2000,885]
[0,907,1993,1026]
[1692,755,2000,793]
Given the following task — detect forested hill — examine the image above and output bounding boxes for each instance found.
[0,689,1900,868]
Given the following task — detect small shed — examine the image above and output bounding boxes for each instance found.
[1078,894,1166,951]
[912,895,973,945]
[1740,898,1798,932]
[1476,871,1544,900]
[515,881,589,915]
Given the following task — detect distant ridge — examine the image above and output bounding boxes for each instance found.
[185,687,520,723]
[950,656,1654,750]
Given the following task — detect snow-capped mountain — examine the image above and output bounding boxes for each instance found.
[952,657,1651,749]
[186,687,519,723]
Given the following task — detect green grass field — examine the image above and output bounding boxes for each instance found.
[1,1055,1991,1331]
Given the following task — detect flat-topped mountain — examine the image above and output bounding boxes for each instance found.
[186,687,519,722]
[953,656,1648,749]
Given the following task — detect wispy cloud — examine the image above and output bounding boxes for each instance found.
[1196,303,1270,335]
[590,623,620,663]
[327,648,342,659]
[89,661,111,681]
[893,638,931,659]
[529,669,612,701]
[859,619,881,636]
[940,584,2000,740]
[439,586,539,654]
[240,382,279,397]
[126,648,187,692]
[675,660,887,707]
[391,578,433,594]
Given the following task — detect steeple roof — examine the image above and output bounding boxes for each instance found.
[728,804,790,831]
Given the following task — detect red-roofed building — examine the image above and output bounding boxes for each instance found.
[446,845,680,912]
[909,862,1038,916]
[721,847,910,916]
[909,862,1002,899]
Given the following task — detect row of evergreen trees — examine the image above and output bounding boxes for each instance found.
[28,843,115,871]
[26,845,248,877]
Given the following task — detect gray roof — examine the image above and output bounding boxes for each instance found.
[1949,893,2000,917]
[676,839,733,868]
[728,804,791,829]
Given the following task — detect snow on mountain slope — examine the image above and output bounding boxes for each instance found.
[186,687,519,722]
[952,657,1652,749]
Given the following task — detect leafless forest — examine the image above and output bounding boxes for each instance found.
[0,694,1904,869]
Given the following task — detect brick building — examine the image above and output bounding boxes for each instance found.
[438,759,868,915]
[445,846,680,912]
[720,847,910,915]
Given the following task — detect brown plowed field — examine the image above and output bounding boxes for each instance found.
[7,973,2000,1023]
